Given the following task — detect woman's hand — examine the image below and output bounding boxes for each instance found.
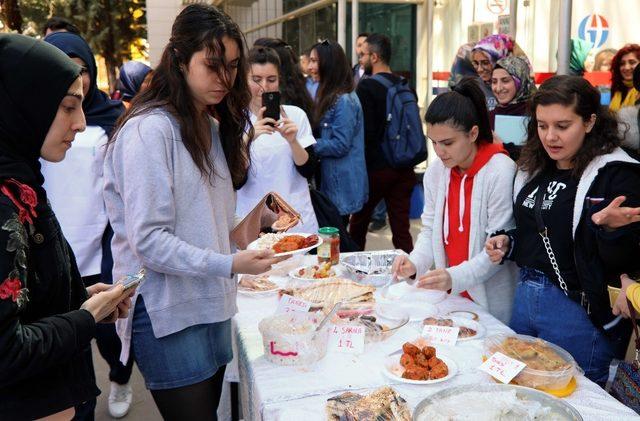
[391,255,417,280]
[485,234,510,264]
[591,196,640,230]
[417,268,452,291]
[81,284,134,323]
[613,273,637,318]
[252,107,277,140]
[232,249,286,275]
[277,117,299,144]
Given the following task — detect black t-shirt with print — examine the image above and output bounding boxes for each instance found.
[513,168,580,289]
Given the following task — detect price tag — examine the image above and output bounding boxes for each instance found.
[479,352,526,384]
[328,324,365,354]
[421,324,460,346]
[275,294,312,314]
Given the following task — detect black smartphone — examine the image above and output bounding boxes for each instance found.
[262,91,280,124]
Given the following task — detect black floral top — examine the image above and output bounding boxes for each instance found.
[0,179,98,420]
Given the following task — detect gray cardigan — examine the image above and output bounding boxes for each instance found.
[409,154,518,324]
[103,109,237,362]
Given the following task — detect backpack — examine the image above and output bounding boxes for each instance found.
[371,74,428,168]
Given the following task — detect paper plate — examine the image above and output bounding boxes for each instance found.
[378,301,438,322]
[421,316,486,342]
[288,264,343,282]
[380,281,447,304]
[247,233,322,257]
[382,353,458,385]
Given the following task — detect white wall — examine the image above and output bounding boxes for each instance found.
[146,0,183,66]
[225,0,283,47]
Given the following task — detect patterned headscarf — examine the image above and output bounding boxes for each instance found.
[494,56,535,104]
[473,34,515,64]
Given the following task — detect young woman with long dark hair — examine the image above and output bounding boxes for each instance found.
[392,77,517,323]
[237,46,318,233]
[307,40,368,222]
[103,5,282,419]
[0,33,132,420]
[487,76,640,384]
[253,37,315,124]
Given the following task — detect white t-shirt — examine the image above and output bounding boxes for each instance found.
[41,126,109,277]
[237,105,319,234]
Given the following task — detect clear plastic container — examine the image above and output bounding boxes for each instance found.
[484,334,577,390]
[329,302,410,343]
[258,312,329,366]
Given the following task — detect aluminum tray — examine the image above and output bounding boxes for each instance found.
[341,251,403,287]
[413,383,582,420]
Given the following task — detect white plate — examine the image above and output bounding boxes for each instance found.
[380,282,447,304]
[422,316,486,342]
[288,264,342,282]
[382,353,458,385]
[247,233,323,257]
[378,301,438,322]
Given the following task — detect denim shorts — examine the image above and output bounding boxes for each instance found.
[131,297,233,390]
[510,267,621,384]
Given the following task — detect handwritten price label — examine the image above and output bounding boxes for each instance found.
[479,352,526,384]
[275,294,312,314]
[328,324,365,354]
[421,325,460,346]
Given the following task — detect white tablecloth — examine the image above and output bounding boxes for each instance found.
[232,255,639,421]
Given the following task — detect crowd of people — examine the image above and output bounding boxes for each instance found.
[1,3,640,420]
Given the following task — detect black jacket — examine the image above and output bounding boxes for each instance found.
[0,179,98,420]
[511,152,640,335]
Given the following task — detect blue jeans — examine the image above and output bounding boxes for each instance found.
[372,200,387,221]
[510,268,618,384]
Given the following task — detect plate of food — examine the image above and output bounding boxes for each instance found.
[279,278,376,310]
[413,384,583,420]
[422,316,486,341]
[326,386,411,421]
[382,341,458,385]
[247,233,322,257]
[237,274,279,296]
[289,262,341,282]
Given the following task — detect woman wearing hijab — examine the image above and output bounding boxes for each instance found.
[117,61,153,106]
[0,33,132,420]
[43,32,134,419]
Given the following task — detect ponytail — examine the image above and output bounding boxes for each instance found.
[425,76,493,143]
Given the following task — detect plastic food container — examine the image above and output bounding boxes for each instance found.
[330,302,410,343]
[341,251,403,287]
[258,313,329,366]
[484,334,577,390]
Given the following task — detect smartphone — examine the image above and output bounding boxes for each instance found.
[608,285,621,308]
[262,91,280,124]
[113,269,145,293]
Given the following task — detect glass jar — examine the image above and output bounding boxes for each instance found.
[317,227,340,265]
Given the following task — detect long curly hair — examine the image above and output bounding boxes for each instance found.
[111,4,253,188]
[519,75,621,177]
[610,44,640,98]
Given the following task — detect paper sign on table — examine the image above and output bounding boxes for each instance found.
[275,294,311,314]
[328,324,365,354]
[421,324,460,346]
[479,351,526,384]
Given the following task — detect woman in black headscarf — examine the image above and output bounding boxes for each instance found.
[43,31,135,419]
[0,33,132,420]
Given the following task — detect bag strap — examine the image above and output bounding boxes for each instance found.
[533,177,570,296]
[370,73,396,89]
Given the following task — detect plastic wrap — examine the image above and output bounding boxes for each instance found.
[341,251,403,287]
[258,312,329,366]
[484,334,577,390]
[413,384,583,420]
[326,387,411,421]
[279,278,376,309]
[328,302,409,343]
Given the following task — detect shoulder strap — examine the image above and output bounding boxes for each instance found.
[370,74,395,89]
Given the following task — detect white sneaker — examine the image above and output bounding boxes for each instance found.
[108,381,132,418]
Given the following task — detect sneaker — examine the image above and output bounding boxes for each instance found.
[368,219,388,232]
[108,381,132,419]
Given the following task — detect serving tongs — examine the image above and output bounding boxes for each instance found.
[312,301,343,339]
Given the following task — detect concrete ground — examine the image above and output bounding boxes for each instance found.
[92,219,422,421]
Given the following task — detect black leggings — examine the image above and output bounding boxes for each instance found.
[150,365,226,421]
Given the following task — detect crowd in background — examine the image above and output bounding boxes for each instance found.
[1,4,640,420]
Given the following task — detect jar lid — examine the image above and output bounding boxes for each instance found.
[318,227,339,235]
